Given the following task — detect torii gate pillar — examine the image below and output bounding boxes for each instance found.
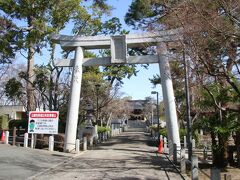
[158,43,181,150]
[64,47,83,152]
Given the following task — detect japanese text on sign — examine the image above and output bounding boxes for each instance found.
[28,111,59,134]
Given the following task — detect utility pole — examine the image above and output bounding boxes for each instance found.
[152,91,160,145]
[95,84,100,126]
[151,100,154,126]
[183,49,192,161]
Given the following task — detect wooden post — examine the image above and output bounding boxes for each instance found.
[180,148,186,174]
[95,125,98,140]
[111,124,114,136]
[93,136,97,145]
[83,137,87,151]
[224,174,231,180]
[192,139,196,149]
[89,136,93,147]
[184,136,187,148]
[102,132,105,142]
[5,131,9,144]
[104,132,106,140]
[24,133,28,147]
[100,133,102,142]
[30,134,34,148]
[211,167,220,180]
[203,147,208,160]
[173,143,177,164]
[12,127,17,146]
[75,139,80,153]
[164,137,167,153]
[191,155,198,180]
[169,140,173,158]
[49,136,54,151]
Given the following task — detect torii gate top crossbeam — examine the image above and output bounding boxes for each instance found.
[52,29,182,50]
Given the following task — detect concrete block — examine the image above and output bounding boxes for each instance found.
[24,133,28,147]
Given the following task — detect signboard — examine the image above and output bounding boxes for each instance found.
[110,35,127,63]
[28,111,59,134]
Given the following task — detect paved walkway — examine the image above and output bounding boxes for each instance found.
[30,124,184,180]
[0,144,75,180]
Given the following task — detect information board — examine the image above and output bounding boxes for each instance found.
[28,111,59,134]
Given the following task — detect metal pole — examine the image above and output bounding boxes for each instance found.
[97,90,99,125]
[183,49,192,161]
[95,84,100,126]
[151,100,153,126]
[156,92,160,144]
[151,91,160,144]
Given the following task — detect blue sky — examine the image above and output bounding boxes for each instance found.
[33,0,163,101]
[106,0,163,100]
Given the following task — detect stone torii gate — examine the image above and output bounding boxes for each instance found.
[52,29,181,152]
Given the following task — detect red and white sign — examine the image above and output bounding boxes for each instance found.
[28,111,59,134]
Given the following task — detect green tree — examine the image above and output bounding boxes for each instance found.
[126,0,240,167]
[0,0,111,111]
[0,0,75,110]
[5,77,26,107]
[0,17,21,64]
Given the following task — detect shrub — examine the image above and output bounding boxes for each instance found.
[97,126,111,133]
[150,126,187,142]
[159,128,168,138]
[179,128,187,141]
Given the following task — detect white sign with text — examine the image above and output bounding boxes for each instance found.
[28,111,59,134]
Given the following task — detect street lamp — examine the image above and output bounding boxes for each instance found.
[150,100,154,126]
[183,49,192,161]
[95,84,100,126]
[151,91,160,145]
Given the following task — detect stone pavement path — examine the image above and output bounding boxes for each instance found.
[32,124,184,180]
[0,144,75,180]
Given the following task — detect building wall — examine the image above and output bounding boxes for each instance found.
[0,105,26,120]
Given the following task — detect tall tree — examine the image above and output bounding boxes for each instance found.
[0,0,111,111]
[126,0,240,167]
[0,0,74,110]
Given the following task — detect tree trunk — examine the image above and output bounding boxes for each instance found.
[26,14,35,112]
[211,131,229,168]
[27,43,35,111]
[217,134,228,167]
[49,44,55,111]
[211,131,218,165]
[212,112,229,167]
[49,72,53,111]
[236,109,240,167]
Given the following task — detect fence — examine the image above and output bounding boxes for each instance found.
[149,129,232,180]
[179,152,232,180]
[1,126,123,153]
